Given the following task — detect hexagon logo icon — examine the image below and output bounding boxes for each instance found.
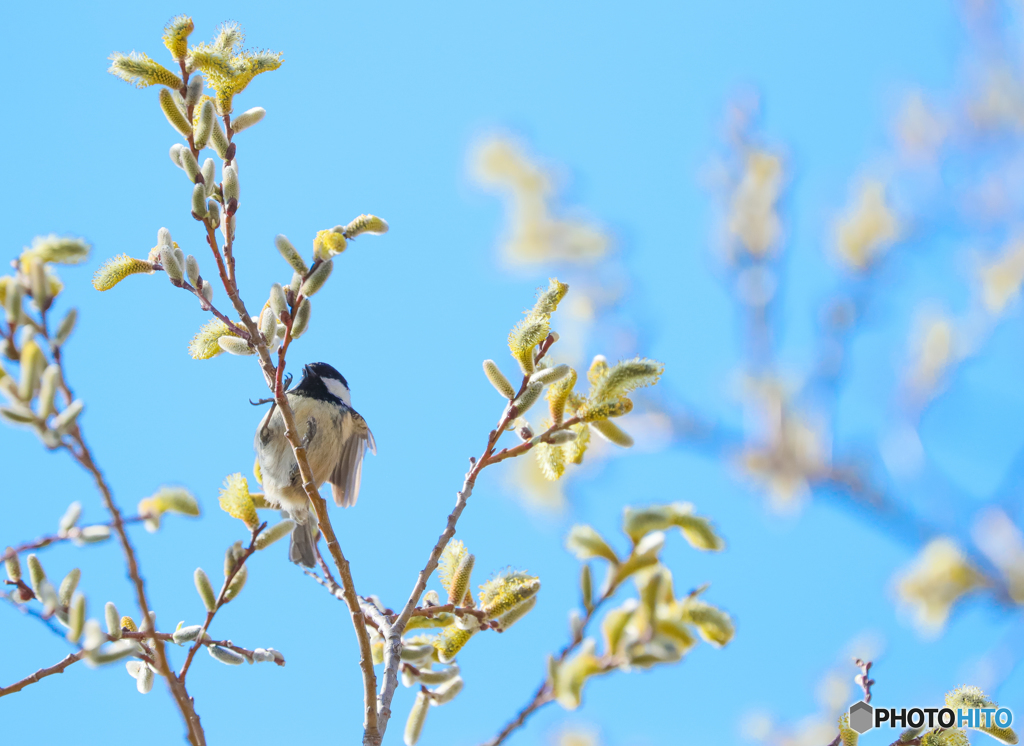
[849,701,874,734]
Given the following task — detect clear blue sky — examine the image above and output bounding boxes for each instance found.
[3,1,1018,745]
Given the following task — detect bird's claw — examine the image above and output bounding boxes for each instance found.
[303,418,317,447]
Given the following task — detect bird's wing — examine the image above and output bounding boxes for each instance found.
[329,410,375,508]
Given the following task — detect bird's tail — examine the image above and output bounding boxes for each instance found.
[288,513,318,568]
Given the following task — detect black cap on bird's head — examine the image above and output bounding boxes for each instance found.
[294,362,351,403]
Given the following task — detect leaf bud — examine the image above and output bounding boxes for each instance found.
[592,419,633,447]
[169,143,185,169]
[158,87,192,137]
[530,364,570,386]
[160,245,184,284]
[343,214,389,238]
[512,381,543,416]
[224,563,247,602]
[136,663,154,693]
[483,360,516,399]
[581,565,593,611]
[192,101,215,152]
[18,340,44,401]
[209,117,230,159]
[105,602,121,638]
[179,147,202,183]
[206,199,221,228]
[172,624,206,644]
[191,183,208,218]
[208,644,246,665]
[544,430,577,445]
[4,281,22,326]
[232,107,266,133]
[58,567,81,607]
[194,568,217,612]
[429,676,463,705]
[223,165,239,202]
[74,524,110,543]
[54,308,77,346]
[184,75,204,107]
[301,260,333,297]
[255,520,296,550]
[259,307,278,343]
[218,336,254,356]
[290,298,311,338]
[404,690,430,746]
[268,283,287,317]
[67,592,86,643]
[184,256,200,287]
[26,553,46,595]
[30,260,50,311]
[275,235,308,274]
[5,549,21,583]
[36,365,61,420]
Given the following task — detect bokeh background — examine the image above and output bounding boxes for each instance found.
[4,1,1024,744]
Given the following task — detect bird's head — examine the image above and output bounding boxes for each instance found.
[295,362,351,405]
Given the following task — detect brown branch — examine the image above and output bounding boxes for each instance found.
[375,341,566,743]
[482,576,615,746]
[26,291,206,745]
[854,658,874,703]
[1,514,149,563]
[178,523,266,681]
[0,652,84,697]
[194,143,380,743]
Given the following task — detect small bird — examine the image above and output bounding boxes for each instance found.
[254,362,375,567]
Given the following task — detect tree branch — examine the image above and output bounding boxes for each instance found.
[0,652,84,697]
[1,514,149,563]
[178,523,266,681]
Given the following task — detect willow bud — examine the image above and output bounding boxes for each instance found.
[232,107,266,133]
[30,261,50,311]
[255,520,295,550]
[290,299,311,338]
[37,365,61,419]
[54,308,77,346]
[512,382,543,416]
[105,602,121,639]
[194,568,216,612]
[191,184,208,218]
[483,360,515,399]
[268,283,287,317]
[209,118,229,159]
[185,255,200,286]
[275,235,308,274]
[158,88,192,137]
[160,246,183,283]
[301,260,333,297]
[208,645,246,665]
[404,691,430,746]
[184,75,204,107]
[223,166,239,202]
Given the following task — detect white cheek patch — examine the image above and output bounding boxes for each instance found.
[323,377,351,406]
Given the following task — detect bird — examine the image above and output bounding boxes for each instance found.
[254,362,376,567]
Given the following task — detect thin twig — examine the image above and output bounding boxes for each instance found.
[375,338,572,743]
[482,584,615,746]
[0,652,84,696]
[178,523,266,681]
[29,280,206,745]
[1,515,149,562]
[192,128,381,742]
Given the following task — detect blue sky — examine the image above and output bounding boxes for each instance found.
[3,1,1020,744]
